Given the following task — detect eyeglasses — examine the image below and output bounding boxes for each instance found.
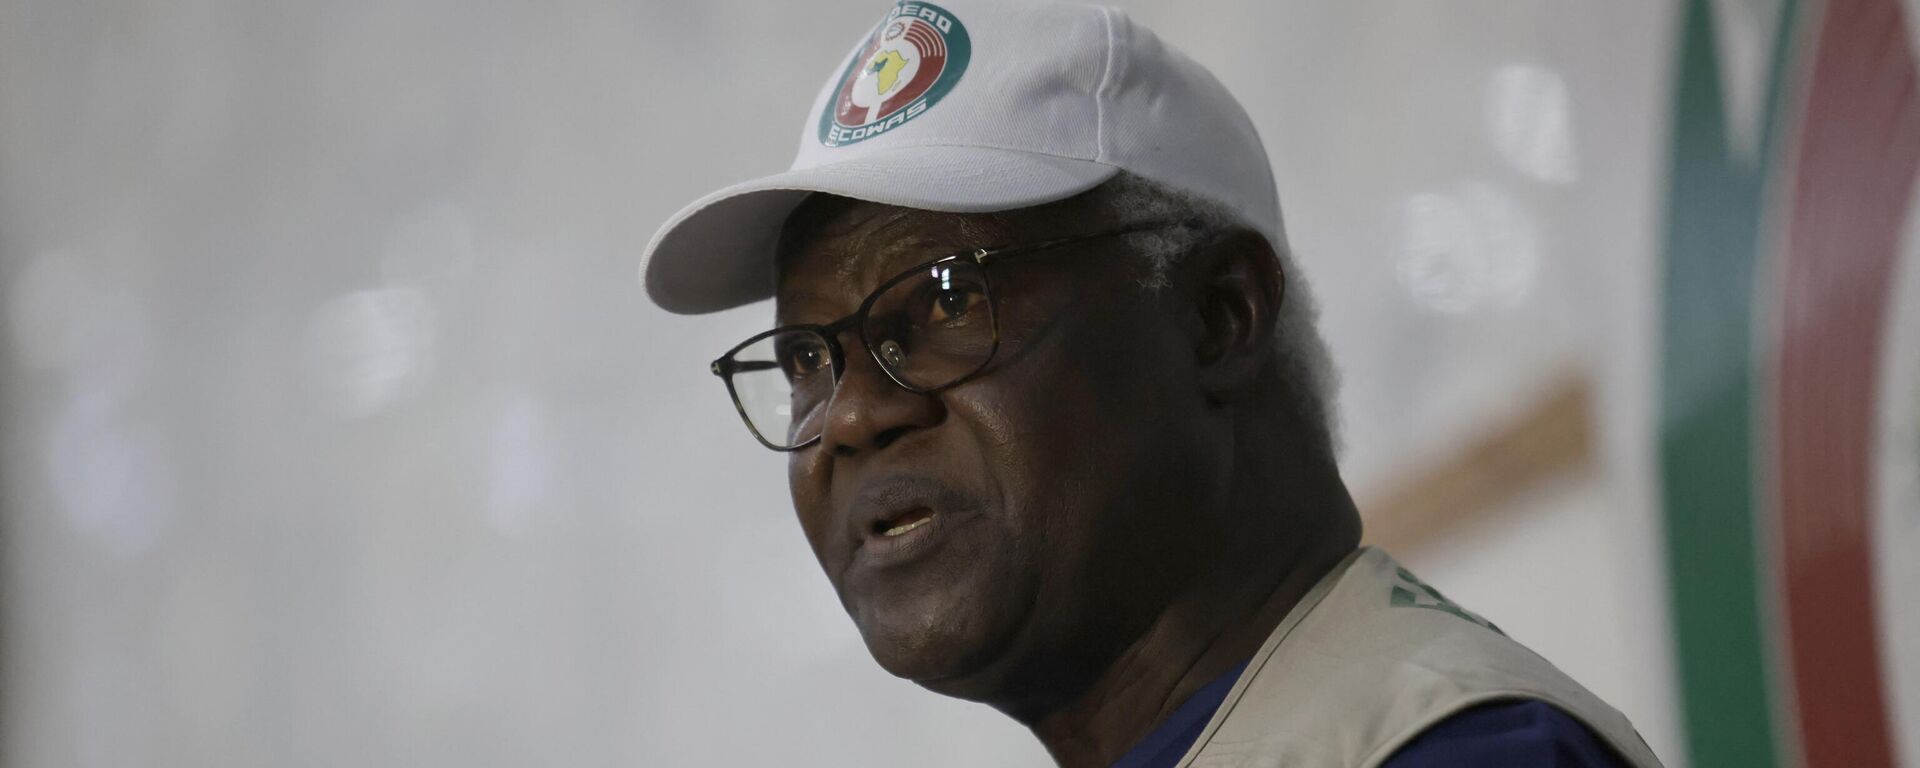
[711,220,1194,451]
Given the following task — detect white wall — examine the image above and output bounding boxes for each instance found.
[1,1,1688,765]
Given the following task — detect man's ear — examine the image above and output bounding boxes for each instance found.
[1190,229,1285,401]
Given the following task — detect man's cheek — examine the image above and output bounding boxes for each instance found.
[788,458,835,559]
[788,448,831,508]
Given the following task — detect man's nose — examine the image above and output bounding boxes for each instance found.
[819,336,944,457]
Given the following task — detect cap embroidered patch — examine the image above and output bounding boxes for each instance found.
[818,1,971,148]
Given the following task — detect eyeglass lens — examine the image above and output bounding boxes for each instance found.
[726,260,996,449]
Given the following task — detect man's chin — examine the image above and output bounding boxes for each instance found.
[848,591,1032,702]
[836,517,1040,699]
[856,613,1007,686]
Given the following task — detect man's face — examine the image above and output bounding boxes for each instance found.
[774,192,1228,710]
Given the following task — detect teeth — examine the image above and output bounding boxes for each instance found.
[881,515,934,537]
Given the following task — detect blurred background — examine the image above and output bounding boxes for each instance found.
[2,0,1915,766]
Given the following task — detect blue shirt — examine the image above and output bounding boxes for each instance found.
[1109,662,1251,768]
[1109,664,1627,768]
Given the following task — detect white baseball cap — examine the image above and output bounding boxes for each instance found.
[641,0,1283,314]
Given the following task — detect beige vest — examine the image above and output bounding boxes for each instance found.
[1175,547,1665,767]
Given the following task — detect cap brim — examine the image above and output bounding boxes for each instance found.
[641,145,1118,314]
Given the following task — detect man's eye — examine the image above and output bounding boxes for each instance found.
[927,286,985,323]
[781,342,827,378]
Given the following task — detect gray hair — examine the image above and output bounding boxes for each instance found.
[1100,171,1340,457]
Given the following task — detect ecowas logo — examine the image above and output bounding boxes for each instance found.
[818,2,971,147]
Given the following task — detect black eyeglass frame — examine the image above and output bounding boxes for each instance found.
[710,219,1198,451]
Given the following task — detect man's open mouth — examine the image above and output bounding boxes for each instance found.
[844,478,973,567]
[873,507,937,538]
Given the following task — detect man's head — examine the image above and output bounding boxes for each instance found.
[769,171,1344,715]
[640,0,1357,723]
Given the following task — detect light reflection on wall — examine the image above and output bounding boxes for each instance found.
[1485,64,1580,185]
[304,202,477,420]
[1396,180,1538,314]
[10,250,174,556]
[304,287,437,418]
[48,391,176,557]
[485,388,554,537]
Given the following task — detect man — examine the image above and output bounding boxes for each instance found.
[640,1,1665,766]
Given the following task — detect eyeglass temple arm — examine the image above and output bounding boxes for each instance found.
[711,359,782,376]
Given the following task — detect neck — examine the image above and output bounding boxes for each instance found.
[1027,475,1359,768]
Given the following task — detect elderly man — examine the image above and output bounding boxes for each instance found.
[641,2,1664,766]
